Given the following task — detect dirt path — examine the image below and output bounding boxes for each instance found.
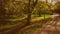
[34,16,60,34]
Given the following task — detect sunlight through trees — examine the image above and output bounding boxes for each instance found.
[0,0,60,34]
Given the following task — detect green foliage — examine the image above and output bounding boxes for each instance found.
[52,2,60,14]
[1,0,60,34]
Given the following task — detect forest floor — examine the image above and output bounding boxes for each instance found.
[34,14,60,34]
[0,14,51,29]
[0,14,55,34]
[18,14,60,34]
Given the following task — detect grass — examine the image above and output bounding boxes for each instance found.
[31,14,51,22]
[7,16,27,21]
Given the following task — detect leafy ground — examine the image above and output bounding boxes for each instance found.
[0,14,51,29]
[34,16,60,34]
[0,14,52,34]
[17,14,52,34]
[18,18,52,34]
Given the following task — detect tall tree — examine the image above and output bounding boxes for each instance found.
[0,0,8,24]
[26,0,38,25]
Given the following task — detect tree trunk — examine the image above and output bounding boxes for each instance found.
[26,0,31,25]
[38,11,41,17]
[26,0,38,25]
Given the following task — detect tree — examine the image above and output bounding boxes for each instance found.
[26,0,38,25]
[53,2,60,14]
[0,0,9,24]
[0,0,25,25]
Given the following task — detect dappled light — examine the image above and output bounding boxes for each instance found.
[0,0,60,34]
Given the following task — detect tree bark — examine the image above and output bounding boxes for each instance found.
[26,0,38,25]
